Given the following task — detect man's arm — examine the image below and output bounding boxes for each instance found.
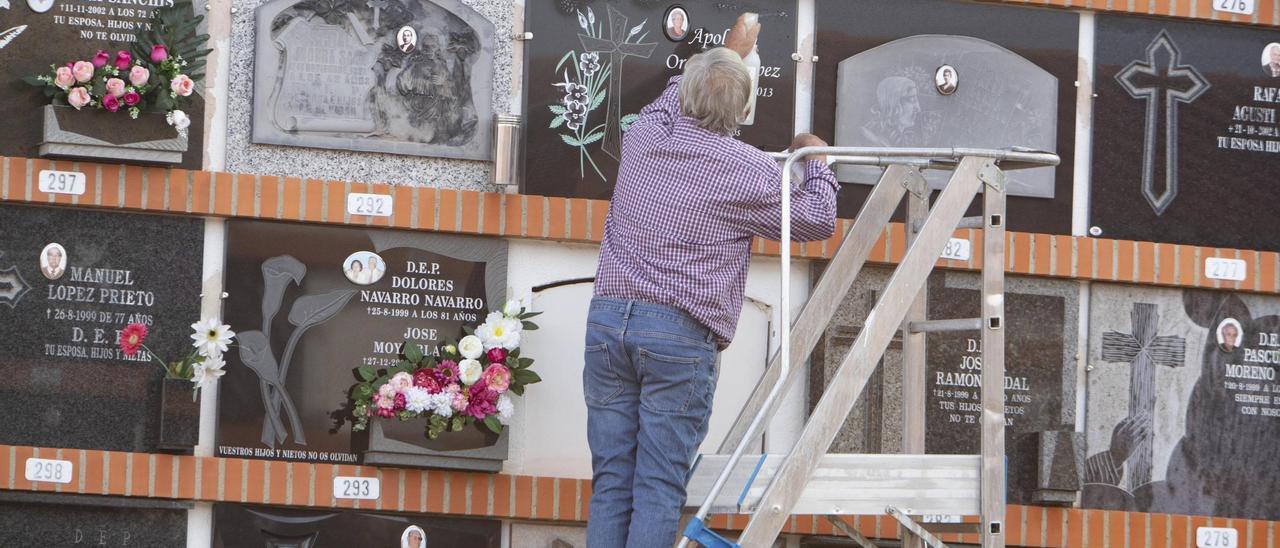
[741,160,840,242]
[629,76,683,132]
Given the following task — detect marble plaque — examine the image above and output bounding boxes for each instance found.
[0,493,188,547]
[1085,284,1280,520]
[252,0,495,159]
[216,220,507,464]
[835,35,1058,198]
[0,0,205,167]
[1091,15,1280,251]
[0,204,203,452]
[213,503,500,547]
[810,267,1079,504]
[521,0,798,200]
[814,0,1078,233]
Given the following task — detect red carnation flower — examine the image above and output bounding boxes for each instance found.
[118,323,148,357]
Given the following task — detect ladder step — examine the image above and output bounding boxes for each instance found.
[911,215,984,233]
[908,318,982,333]
[685,454,981,516]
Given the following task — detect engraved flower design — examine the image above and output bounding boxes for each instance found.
[553,69,588,106]
[563,100,587,131]
[579,52,601,76]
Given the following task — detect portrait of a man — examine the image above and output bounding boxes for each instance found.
[1264,43,1280,78]
[398,26,418,53]
[40,243,66,281]
[935,65,958,95]
[862,76,921,147]
[1217,318,1243,353]
[665,6,688,42]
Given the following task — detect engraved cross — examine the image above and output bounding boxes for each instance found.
[1115,31,1210,216]
[1100,302,1186,488]
[579,5,657,160]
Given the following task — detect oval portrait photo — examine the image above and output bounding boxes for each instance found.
[343,251,387,286]
[935,65,958,95]
[664,6,688,42]
[401,525,427,548]
[1263,42,1280,78]
[40,242,67,281]
[1217,317,1244,353]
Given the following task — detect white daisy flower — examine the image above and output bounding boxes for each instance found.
[191,355,226,391]
[476,314,522,350]
[191,318,235,357]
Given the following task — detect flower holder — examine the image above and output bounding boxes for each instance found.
[157,377,200,453]
[39,105,188,165]
[360,417,509,472]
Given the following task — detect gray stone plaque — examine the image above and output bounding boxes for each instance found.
[834,35,1058,198]
[252,0,495,160]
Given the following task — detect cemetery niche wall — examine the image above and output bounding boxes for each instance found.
[0,0,206,168]
[1085,284,1280,520]
[213,503,501,547]
[1091,15,1280,252]
[810,267,1082,505]
[251,0,496,160]
[814,0,1078,234]
[521,0,798,200]
[216,220,510,471]
[0,204,204,452]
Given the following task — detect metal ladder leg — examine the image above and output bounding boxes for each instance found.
[735,157,994,546]
[900,173,930,548]
[979,163,1008,547]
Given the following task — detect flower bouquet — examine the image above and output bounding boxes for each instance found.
[350,300,541,440]
[22,0,209,129]
[118,318,236,452]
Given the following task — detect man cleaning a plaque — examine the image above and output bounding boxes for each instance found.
[582,13,839,548]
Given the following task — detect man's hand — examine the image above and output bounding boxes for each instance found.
[790,133,828,164]
[1107,414,1151,464]
[725,13,760,59]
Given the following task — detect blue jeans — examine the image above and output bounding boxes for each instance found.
[583,297,719,548]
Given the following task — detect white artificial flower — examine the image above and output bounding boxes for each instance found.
[502,300,522,318]
[428,392,454,418]
[458,359,483,385]
[496,394,514,425]
[389,372,414,393]
[476,315,522,350]
[191,355,226,391]
[191,318,235,357]
[403,386,431,413]
[166,109,190,130]
[457,335,484,360]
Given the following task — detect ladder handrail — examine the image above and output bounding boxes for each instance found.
[679,146,1057,548]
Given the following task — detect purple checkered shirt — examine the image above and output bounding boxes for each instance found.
[594,76,839,348]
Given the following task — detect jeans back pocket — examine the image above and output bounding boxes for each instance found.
[583,343,623,405]
[637,347,704,415]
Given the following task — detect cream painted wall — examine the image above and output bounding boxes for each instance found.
[501,240,811,479]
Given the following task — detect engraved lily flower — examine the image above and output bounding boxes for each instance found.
[553,69,588,106]
[579,52,601,76]
[563,101,587,131]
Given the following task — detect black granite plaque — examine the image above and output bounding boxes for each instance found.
[0,0,205,167]
[922,273,1073,504]
[214,503,500,547]
[813,0,1078,233]
[810,267,1078,504]
[217,220,507,464]
[521,0,798,200]
[1091,15,1280,251]
[0,203,203,452]
[1085,285,1280,520]
[0,493,189,546]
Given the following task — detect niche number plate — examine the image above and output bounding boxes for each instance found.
[1204,258,1247,282]
[346,193,392,217]
[1213,0,1255,15]
[940,238,972,261]
[333,476,380,500]
[25,458,73,484]
[38,170,86,196]
[1197,527,1238,548]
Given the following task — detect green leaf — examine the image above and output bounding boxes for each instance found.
[462,325,475,335]
[560,134,582,147]
[21,76,47,87]
[518,357,534,368]
[579,132,603,146]
[510,384,525,396]
[357,366,376,382]
[450,416,464,432]
[620,113,640,125]
[404,342,423,363]
[549,115,565,129]
[521,321,540,331]
[513,369,542,384]
[589,89,606,111]
[519,311,543,320]
[356,383,373,398]
[548,104,567,115]
[483,416,504,434]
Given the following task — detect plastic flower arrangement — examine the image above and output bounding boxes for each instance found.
[22,0,210,132]
[350,300,542,439]
[118,318,237,400]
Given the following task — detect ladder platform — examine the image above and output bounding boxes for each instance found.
[685,453,981,516]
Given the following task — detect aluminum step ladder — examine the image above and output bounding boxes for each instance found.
[679,147,1060,548]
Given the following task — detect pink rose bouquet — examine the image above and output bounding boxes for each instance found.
[349,300,542,439]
